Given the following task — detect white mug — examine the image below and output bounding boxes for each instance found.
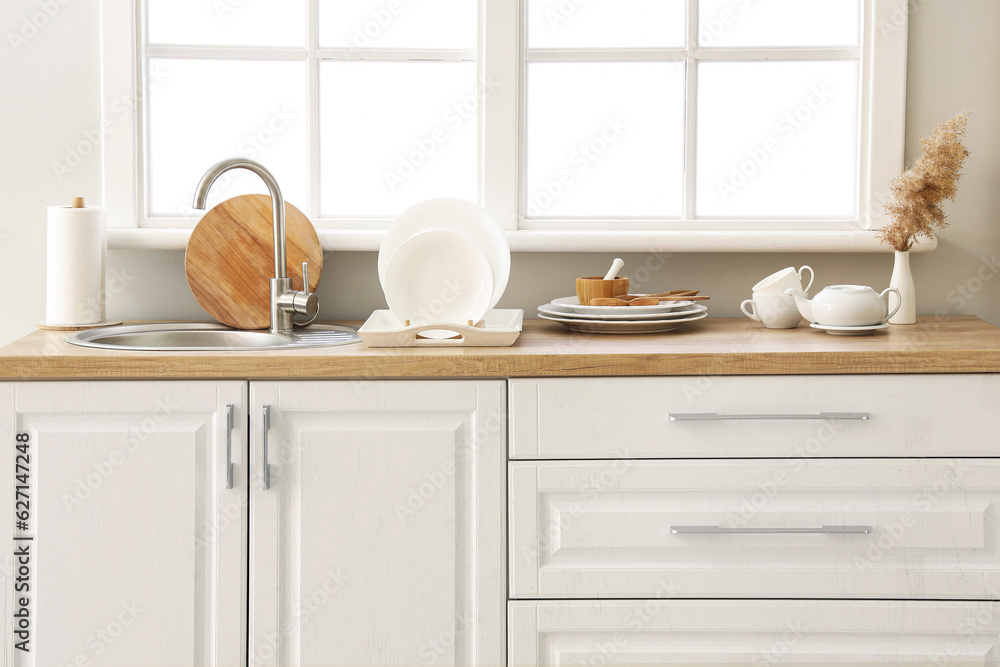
[741,293,804,329]
[752,265,814,296]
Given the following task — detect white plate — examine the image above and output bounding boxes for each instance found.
[379,198,510,310]
[810,322,891,336]
[538,302,705,321]
[538,311,708,334]
[551,296,695,315]
[382,229,494,335]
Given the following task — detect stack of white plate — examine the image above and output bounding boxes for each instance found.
[538,296,708,334]
[379,199,510,335]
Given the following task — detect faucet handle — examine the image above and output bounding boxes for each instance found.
[289,261,319,320]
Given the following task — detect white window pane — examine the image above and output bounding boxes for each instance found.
[147,59,307,216]
[528,0,685,48]
[699,0,860,47]
[147,0,306,47]
[696,61,858,218]
[319,62,478,217]
[318,0,476,50]
[526,63,685,218]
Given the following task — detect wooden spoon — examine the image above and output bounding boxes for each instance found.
[590,297,665,307]
[615,290,700,300]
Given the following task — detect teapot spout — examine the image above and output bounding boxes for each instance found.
[785,288,813,322]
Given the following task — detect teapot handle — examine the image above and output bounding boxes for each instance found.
[880,287,902,323]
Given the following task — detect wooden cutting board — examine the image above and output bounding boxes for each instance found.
[185,194,323,330]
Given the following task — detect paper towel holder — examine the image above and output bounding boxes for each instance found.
[37,196,123,332]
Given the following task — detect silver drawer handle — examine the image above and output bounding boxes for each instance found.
[668,412,870,422]
[225,404,234,490]
[262,405,271,491]
[671,525,872,535]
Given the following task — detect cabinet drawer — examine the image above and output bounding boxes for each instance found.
[509,375,1000,458]
[509,459,1000,599]
[509,601,1000,665]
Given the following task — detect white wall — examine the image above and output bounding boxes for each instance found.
[2,0,998,346]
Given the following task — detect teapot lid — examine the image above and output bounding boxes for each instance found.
[823,284,874,293]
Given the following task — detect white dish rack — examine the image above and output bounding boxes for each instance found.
[359,310,523,347]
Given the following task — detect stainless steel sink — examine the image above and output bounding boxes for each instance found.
[66,323,361,351]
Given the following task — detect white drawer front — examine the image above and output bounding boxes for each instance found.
[509,375,1000,458]
[509,601,1000,666]
[509,459,1000,599]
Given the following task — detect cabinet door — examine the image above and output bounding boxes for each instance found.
[250,381,505,667]
[0,381,247,667]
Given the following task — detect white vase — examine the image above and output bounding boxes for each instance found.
[889,250,916,324]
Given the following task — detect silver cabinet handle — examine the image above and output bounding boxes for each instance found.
[225,404,234,490]
[668,412,870,421]
[671,525,872,534]
[262,405,271,491]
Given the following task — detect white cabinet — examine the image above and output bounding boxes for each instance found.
[510,459,1000,599]
[0,381,247,667]
[249,381,506,666]
[509,375,1000,459]
[509,374,1000,665]
[509,601,1000,665]
[1,379,506,667]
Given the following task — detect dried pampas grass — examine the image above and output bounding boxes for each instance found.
[877,112,971,252]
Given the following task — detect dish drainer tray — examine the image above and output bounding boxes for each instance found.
[359,309,523,347]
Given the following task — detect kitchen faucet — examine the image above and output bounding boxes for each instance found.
[192,158,318,335]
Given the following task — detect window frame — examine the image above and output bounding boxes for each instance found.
[102,0,929,253]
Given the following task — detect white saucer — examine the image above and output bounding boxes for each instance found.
[538,302,705,321]
[810,323,890,336]
[538,311,707,334]
[550,296,693,316]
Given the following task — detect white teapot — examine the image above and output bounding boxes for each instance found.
[786,284,901,327]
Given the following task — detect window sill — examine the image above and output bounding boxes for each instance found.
[108,228,937,254]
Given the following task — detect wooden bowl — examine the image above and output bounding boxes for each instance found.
[576,276,629,305]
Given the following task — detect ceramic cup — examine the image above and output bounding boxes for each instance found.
[741,293,804,329]
[752,265,814,296]
[576,276,629,305]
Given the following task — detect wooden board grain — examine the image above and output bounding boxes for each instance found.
[2,317,1000,380]
[185,195,322,329]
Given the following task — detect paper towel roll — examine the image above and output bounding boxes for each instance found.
[45,204,106,325]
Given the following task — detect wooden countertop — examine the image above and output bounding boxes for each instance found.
[1,316,998,380]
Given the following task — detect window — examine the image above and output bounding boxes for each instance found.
[102,0,913,252]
